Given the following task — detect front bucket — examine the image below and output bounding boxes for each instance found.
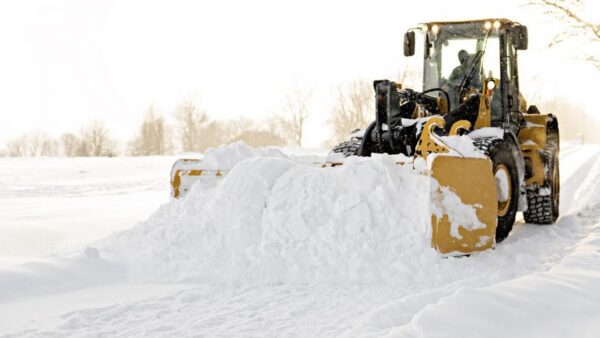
[429,155,498,255]
[170,159,226,199]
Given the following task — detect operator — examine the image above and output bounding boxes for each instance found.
[448,50,471,85]
[449,50,482,88]
[442,50,482,131]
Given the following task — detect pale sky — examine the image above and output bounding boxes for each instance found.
[1,0,599,148]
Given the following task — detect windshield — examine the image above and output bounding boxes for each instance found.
[423,22,500,107]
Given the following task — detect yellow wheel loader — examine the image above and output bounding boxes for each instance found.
[171,19,560,255]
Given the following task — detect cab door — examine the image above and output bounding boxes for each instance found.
[499,28,523,129]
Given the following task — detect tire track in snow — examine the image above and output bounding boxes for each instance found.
[558,143,582,158]
[348,146,600,336]
[559,146,600,214]
[389,150,600,338]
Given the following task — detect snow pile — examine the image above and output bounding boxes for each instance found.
[200,142,288,170]
[98,146,477,285]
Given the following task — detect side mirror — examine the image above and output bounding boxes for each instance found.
[513,25,528,50]
[404,31,415,56]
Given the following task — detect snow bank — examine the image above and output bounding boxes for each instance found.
[0,142,488,295]
[98,144,472,285]
[200,141,288,170]
[0,247,124,301]
[389,234,600,337]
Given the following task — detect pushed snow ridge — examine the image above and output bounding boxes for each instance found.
[99,143,442,285]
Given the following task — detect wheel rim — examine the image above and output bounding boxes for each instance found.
[495,164,512,217]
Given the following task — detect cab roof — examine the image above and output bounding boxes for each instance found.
[422,18,522,27]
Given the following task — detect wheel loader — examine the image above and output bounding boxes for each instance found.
[170,19,560,255]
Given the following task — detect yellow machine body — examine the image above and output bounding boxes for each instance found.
[519,114,549,186]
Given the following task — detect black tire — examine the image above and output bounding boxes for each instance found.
[523,127,560,224]
[473,137,520,243]
[330,139,362,158]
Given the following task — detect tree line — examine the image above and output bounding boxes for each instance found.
[3,120,117,157]
[1,80,374,157]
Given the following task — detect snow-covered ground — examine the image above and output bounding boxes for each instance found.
[0,156,177,267]
[0,142,599,337]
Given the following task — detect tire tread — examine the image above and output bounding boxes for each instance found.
[331,140,362,158]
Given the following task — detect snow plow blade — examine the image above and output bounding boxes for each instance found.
[429,155,497,255]
[170,159,226,199]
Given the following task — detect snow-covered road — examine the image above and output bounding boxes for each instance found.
[0,143,599,337]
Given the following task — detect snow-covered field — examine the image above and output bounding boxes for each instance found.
[1,142,599,337]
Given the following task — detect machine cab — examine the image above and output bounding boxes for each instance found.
[403,19,528,129]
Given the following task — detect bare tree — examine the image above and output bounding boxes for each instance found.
[3,124,118,158]
[174,99,204,152]
[230,130,287,147]
[76,139,90,157]
[197,120,225,151]
[221,117,287,147]
[80,120,117,157]
[22,131,57,156]
[222,117,259,143]
[60,133,80,157]
[174,98,224,152]
[5,135,28,157]
[530,0,600,69]
[131,106,174,156]
[328,80,373,145]
[3,132,58,157]
[26,132,43,156]
[274,88,312,147]
[40,137,58,157]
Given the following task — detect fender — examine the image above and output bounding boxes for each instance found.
[519,114,552,187]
